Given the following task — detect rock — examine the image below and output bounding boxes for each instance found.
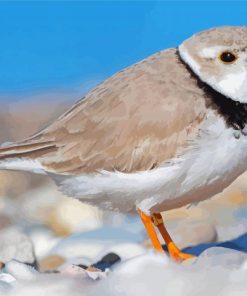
[50,226,141,261]
[0,273,16,284]
[26,225,60,260]
[59,263,107,280]
[39,255,65,272]
[171,220,218,249]
[47,198,103,236]
[0,273,14,294]
[2,264,87,296]
[17,186,103,236]
[0,228,36,267]
[4,260,38,280]
[91,252,121,271]
[193,247,247,269]
[85,268,108,280]
[143,220,217,250]
[58,264,89,276]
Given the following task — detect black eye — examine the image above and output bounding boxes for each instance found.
[219,51,237,64]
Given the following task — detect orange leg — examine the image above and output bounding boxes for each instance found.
[138,209,164,253]
[152,213,195,262]
[138,209,194,262]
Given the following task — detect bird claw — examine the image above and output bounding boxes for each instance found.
[170,251,195,263]
[168,242,195,262]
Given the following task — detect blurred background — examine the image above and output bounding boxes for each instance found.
[1,1,247,271]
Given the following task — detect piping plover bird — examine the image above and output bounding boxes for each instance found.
[1,26,247,261]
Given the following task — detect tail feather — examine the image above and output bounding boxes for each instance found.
[0,141,57,159]
[0,140,58,173]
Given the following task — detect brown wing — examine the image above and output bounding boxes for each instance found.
[15,49,208,174]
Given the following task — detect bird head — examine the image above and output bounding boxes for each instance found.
[178,26,247,103]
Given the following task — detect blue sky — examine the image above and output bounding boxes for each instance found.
[0,1,246,100]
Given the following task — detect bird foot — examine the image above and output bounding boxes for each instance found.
[168,242,195,262]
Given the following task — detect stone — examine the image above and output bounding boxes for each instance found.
[171,220,218,249]
[39,255,65,272]
[0,227,36,267]
[143,220,217,250]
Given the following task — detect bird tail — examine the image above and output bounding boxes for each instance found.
[0,140,57,173]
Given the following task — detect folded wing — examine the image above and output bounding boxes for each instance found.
[0,49,207,175]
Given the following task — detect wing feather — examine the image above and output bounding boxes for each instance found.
[11,49,208,174]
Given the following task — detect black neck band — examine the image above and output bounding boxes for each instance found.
[176,49,247,130]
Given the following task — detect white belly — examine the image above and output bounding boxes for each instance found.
[54,115,247,214]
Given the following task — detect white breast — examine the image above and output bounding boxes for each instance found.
[54,113,247,214]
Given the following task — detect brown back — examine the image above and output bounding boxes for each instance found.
[14,49,209,174]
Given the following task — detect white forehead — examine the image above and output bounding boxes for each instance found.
[199,46,226,59]
[178,44,201,75]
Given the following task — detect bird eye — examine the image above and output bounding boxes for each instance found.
[219,51,237,64]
